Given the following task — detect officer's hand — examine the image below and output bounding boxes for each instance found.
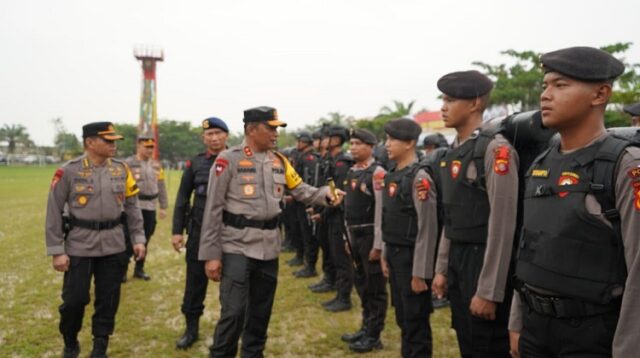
[310,213,322,223]
[380,256,389,278]
[368,248,381,262]
[328,189,346,206]
[133,244,146,261]
[205,260,222,282]
[305,207,315,215]
[431,273,447,299]
[509,331,521,358]
[52,254,70,272]
[158,209,167,220]
[411,277,429,294]
[470,295,497,320]
[171,234,185,253]
[284,195,294,204]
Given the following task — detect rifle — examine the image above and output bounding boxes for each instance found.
[328,178,365,280]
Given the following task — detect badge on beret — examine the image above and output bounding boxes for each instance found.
[450,160,462,179]
[243,184,255,196]
[215,158,228,176]
[416,178,430,201]
[202,119,210,129]
[374,170,385,191]
[76,195,88,206]
[388,182,398,197]
[494,145,510,176]
[557,172,580,198]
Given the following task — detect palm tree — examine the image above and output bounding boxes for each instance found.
[376,100,416,120]
[0,124,32,154]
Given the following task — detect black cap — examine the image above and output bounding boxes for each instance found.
[311,131,323,140]
[422,132,448,148]
[82,122,123,140]
[328,125,349,143]
[349,128,377,145]
[540,46,625,82]
[202,117,229,132]
[384,118,422,141]
[624,103,640,116]
[296,131,313,143]
[137,134,155,147]
[437,70,493,99]
[243,106,287,127]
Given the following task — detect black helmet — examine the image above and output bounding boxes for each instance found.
[328,125,349,143]
[422,132,448,148]
[296,131,313,143]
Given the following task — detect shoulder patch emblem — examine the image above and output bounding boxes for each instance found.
[51,168,64,189]
[494,145,510,176]
[215,158,229,176]
[450,160,462,179]
[628,167,640,179]
[416,178,430,201]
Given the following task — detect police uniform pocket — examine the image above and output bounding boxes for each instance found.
[237,174,259,199]
[273,174,286,199]
[111,177,125,193]
[71,180,94,208]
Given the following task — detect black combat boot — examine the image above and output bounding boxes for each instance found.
[341,326,366,343]
[310,280,336,293]
[133,261,151,281]
[293,265,317,278]
[325,293,351,312]
[90,336,108,358]
[349,336,383,353]
[62,336,80,358]
[286,256,304,267]
[176,316,199,349]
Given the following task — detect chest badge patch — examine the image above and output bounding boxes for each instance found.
[450,160,462,179]
[388,182,398,197]
[243,184,255,196]
[351,179,358,191]
[76,195,88,206]
[557,171,580,198]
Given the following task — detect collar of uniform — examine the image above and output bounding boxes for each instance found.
[453,128,481,148]
[353,157,374,170]
[559,131,608,154]
[81,154,112,168]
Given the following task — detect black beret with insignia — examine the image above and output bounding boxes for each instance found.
[243,106,287,127]
[202,117,229,132]
[296,131,313,143]
[384,118,422,141]
[82,122,124,140]
[540,46,624,82]
[349,128,377,145]
[623,102,640,116]
[437,70,493,99]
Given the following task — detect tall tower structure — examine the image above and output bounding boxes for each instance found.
[134,47,164,159]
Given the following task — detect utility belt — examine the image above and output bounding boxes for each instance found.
[138,193,159,201]
[517,284,621,318]
[222,210,279,230]
[347,223,374,237]
[69,215,122,231]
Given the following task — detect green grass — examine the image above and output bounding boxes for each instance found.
[0,166,460,357]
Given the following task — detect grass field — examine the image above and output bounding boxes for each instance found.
[0,165,460,357]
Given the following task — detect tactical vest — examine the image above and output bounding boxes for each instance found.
[516,135,630,304]
[382,162,419,246]
[344,164,377,226]
[192,154,216,210]
[440,132,492,244]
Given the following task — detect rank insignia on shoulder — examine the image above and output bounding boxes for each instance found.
[243,146,253,157]
[531,169,549,178]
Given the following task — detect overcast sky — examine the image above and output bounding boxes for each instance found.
[1,0,639,146]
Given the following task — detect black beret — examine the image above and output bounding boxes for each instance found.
[349,128,377,145]
[296,131,313,143]
[82,122,123,140]
[623,102,640,116]
[243,106,287,127]
[384,118,422,141]
[437,70,493,99]
[202,117,229,132]
[422,132,448,148]
[541,46,624,82]
[328,125,349,142]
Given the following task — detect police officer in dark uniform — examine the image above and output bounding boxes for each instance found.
[171,117,229,349]
[283,146,303,262]
[422,132,448,155]
[341,128,388,353]
[292,131,322,278]
[380,118,440,357]
[45,122,146,358]
[623,102,640,127]
[509,47,640,358]
[319,125,356,312]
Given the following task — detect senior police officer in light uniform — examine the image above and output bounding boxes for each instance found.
[45,122,146,358]
[509,47,640,358]
[123,134,168,281]
[198,106,343,357]
[171,117,229,349]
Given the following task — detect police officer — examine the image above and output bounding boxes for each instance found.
[123,134,168,281]
[508,47,640,358]
[341,128,388,353]
[380,118,440,357]
[198,106,343,357]
[282,146,302,259]
[292,131,322,278]
[171,117,229,349]
[422,132,448,155]
[45,122,146,358]
[623,102,640,127]
[319,125,355,312]
[432,70,519,358]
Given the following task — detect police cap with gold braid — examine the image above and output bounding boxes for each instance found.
[243,106,287,127]
[82,122,124,140]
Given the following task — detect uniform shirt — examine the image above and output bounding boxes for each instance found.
[125,155,168,211]
[380,159,441,280]
[346,158,385,250]
[435,133,519,302]
[198,142,331,262]
[172,151,216,235]
[45,155,146,257]
[507,135,640,357]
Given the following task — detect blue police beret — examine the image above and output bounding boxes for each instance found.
[202,117,229,133]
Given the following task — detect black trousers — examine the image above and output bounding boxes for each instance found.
[124,209,156,270]
[58,252,128,340]
[519,308,619,358]
[294,202,318,268]
[317,219,335,283]
[327,214,353,299]
[447,243,512,358]
[351,230,387,339]
[386,244,433,358]
[180,227,209,318]
[211,254,278,358]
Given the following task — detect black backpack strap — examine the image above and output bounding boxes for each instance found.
[472,127,502,189]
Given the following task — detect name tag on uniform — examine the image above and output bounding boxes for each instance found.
[531,169,549,178]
